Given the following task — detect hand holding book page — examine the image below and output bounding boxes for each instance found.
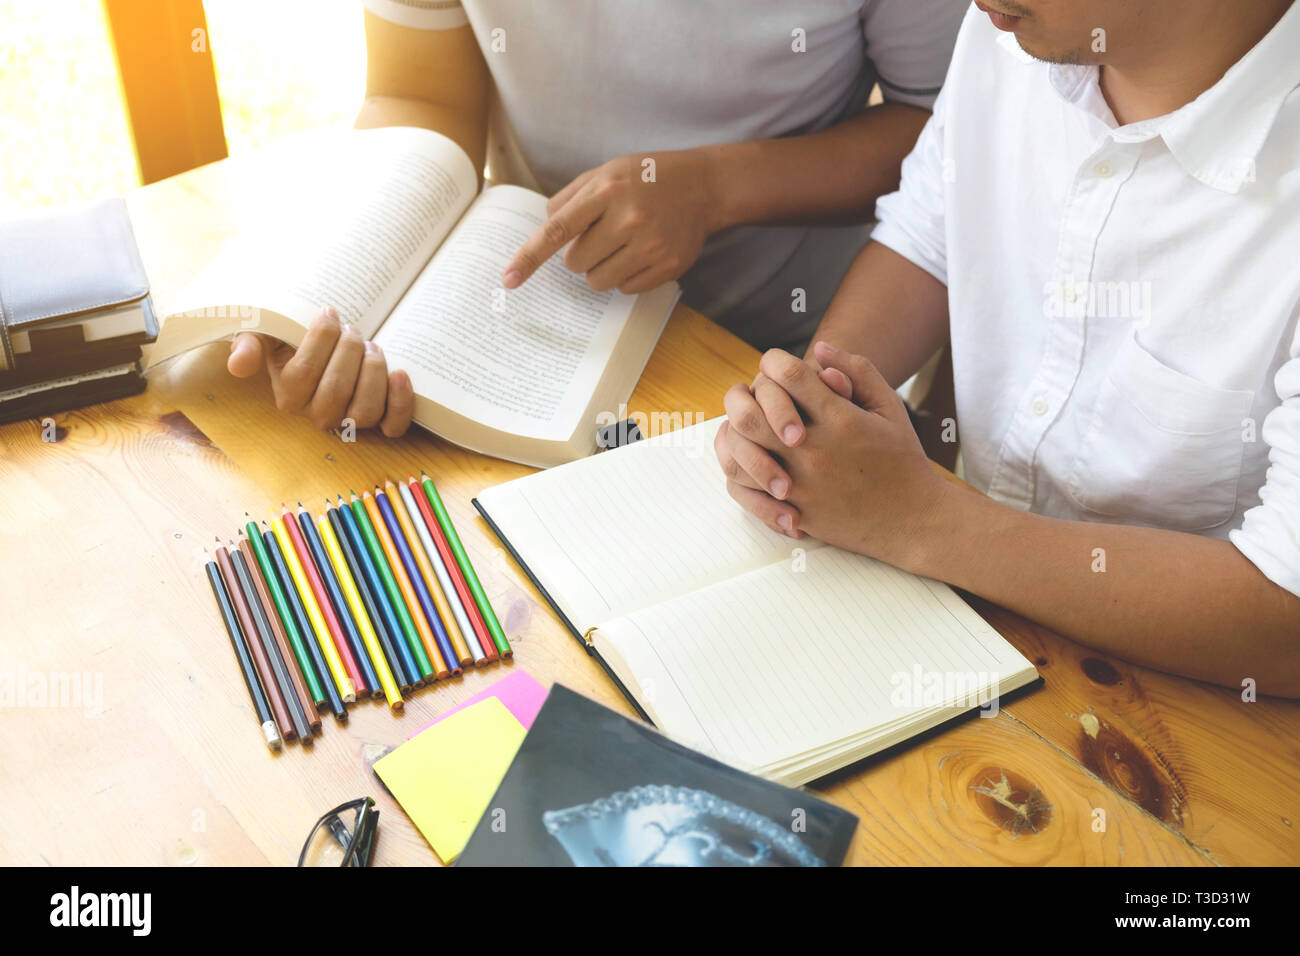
[146,126,678,466]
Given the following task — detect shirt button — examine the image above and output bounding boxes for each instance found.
[1094,161,1114,178]
[1064,285,1078,303]
[1031,396,1049,416]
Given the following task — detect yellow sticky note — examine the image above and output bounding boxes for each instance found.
[374,696,526,863]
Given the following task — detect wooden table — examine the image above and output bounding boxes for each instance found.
[2,152,1297,867]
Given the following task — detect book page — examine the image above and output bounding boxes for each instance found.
[597,547,1035,774]
[475,417,804,629]
[167,126,477,343]
[374,185,636,441]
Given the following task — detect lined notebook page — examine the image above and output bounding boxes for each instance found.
[596,547,1035,774]
[476,418,805,629]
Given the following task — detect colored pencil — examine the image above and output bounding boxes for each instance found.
[297,504,381,698]
[336,494,420,690]
[215,539,294,740]
[405,476,486,664]
[239,533,320,734]
[367,486,450,678]
[351,491,437,681]
[420,472,511,657]
[264,522,346,721]
[273,514,356,703]
[205,552,281,751]
[391,479,474,667]
[282,506,367,696]
[245,514,325,706]
[233,537,312,743]
[377,482,460,676]
[317,509,402,710]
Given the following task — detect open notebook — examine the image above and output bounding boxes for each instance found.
[474,418,1040,786]
[144,126,678,467]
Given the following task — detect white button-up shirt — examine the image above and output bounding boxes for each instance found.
[872,4,1300,598]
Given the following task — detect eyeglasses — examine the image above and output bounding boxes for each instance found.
[298,797,379,867]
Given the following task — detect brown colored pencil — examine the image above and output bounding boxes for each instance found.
[215,538,295,741]
[239,534,321,735]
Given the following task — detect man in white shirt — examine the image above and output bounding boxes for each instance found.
[227,0,968,433]
[717,0,1300,695]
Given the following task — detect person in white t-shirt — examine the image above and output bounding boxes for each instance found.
[226,0,968,435]
[718,0,1300,695]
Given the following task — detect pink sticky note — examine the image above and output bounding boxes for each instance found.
[409,670,549,738]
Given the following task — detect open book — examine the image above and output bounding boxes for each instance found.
[474,418,1040,786]
[144,126,679,467]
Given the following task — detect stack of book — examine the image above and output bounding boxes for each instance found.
[0,197,156,424]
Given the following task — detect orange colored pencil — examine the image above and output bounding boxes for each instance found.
[361,489,451,679]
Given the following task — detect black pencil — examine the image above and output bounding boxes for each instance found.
[230,541,313,744]
[205,551,281,751]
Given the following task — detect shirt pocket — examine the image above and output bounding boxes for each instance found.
[1065,334,1255,531]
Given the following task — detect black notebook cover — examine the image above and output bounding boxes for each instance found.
[457,684,859,866]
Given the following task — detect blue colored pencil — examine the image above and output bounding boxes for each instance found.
[296,504,381,699]
[337,494,423,688]
[375,483,460,676]
[327,499,412,692]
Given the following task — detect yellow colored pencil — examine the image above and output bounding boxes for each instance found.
[273,514,356,703]
[388,479,474,667]
[318,513,402,710]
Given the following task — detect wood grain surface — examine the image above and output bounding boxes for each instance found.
[1,147,1295,867]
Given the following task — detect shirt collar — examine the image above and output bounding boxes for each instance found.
[1030,2,1300,193]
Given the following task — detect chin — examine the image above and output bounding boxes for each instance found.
[1013,37,1094,65]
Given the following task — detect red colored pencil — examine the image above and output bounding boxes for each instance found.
[280,504,367,697]
[407,475,498,662]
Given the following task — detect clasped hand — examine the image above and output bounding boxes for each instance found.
[714,341,948,571]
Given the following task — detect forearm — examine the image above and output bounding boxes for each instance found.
[354,95,487,177]
[805,241,949,388]
[705,103,930,229]
[913,482,1300,696]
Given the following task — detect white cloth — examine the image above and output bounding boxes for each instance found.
[871,5,1300,597]
[362,0,968,349]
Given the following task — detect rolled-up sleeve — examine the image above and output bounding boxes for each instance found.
[1231,327,1300,598]
[869,79,950,286]
[861,0,967,109]
[362,0,468,30]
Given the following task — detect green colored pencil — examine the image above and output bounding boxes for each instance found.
[420,472,511,657]
[244,514,326,704]
[348,491,434,680]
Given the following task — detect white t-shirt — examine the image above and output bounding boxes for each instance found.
[363,0,968,348]
[872,5,1300,597]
